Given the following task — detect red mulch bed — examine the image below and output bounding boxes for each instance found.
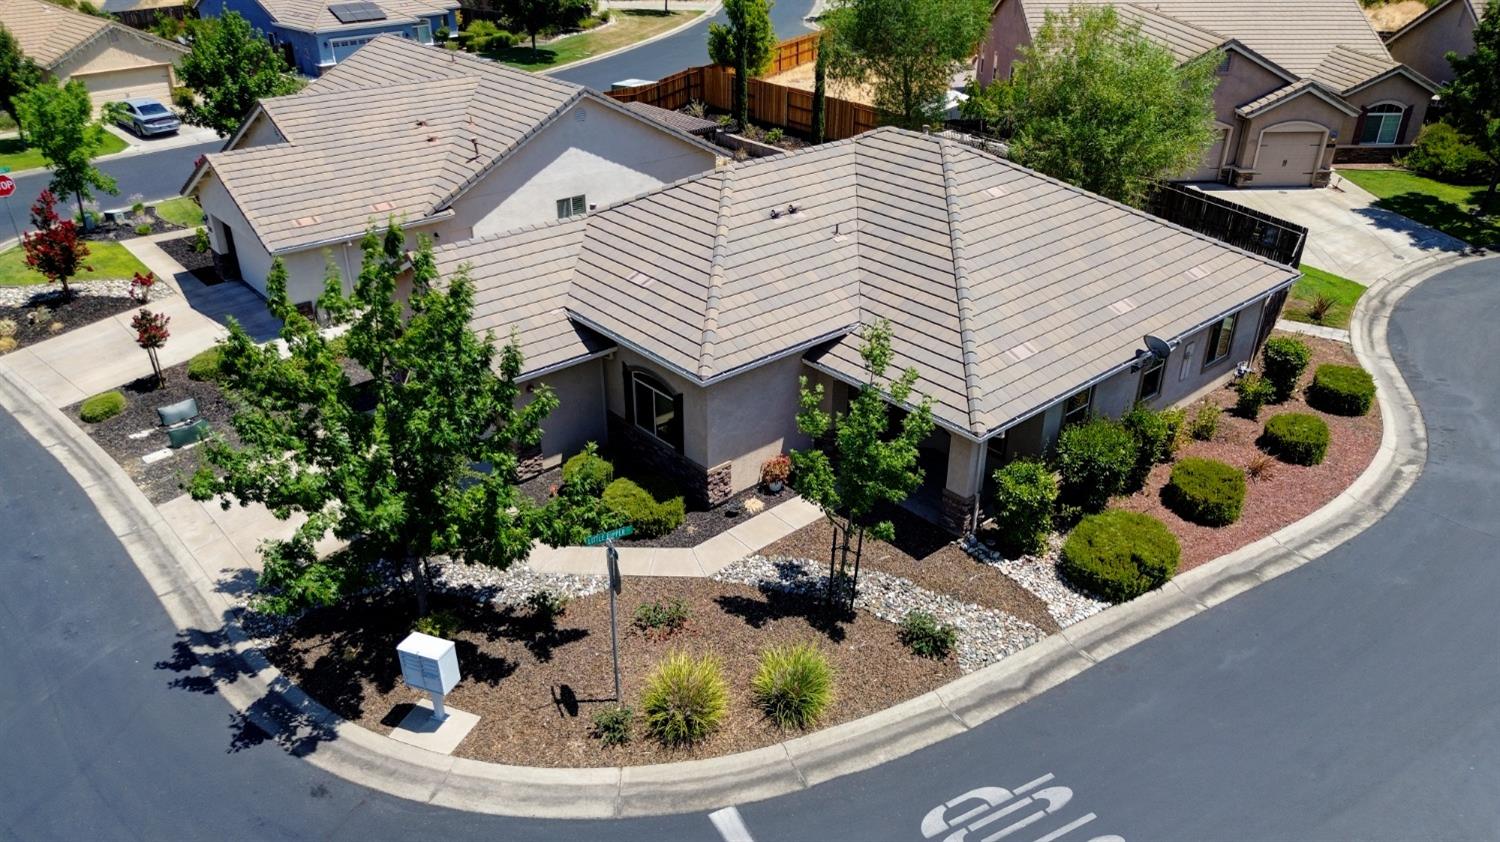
[1115,333,1382,571]
[264,577,959,767]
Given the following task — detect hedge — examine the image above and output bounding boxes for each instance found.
[79,391,127,423]
[1162,458,1246,526]
[1261,413,1330,466]
[1121,403,1173,487]
[1059,510,1181,603]
[186,347,223,382]
[1261,337,1311,403]
[1307,364,1375,416]
[562,448,613,495]
[602,478,685,538]
[1234,373,1275,420]
[1055,418,1137,512]
[991,458,1057,555]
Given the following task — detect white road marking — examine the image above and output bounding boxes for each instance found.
[709,806,755,842]
[923,773,1122,842]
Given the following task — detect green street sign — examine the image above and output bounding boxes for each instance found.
[584,525,634,546]
[0,166,10,173]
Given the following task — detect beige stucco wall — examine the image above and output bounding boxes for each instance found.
[1340,72,1433,148]
[1388,0,1476,86]
[233,111,288,149]
[704,354,812,492]
[1237,94,1348,174]
[604,349,710,469]
[55,30,182,80]
[523,358,608,470]
[432,99,718,242]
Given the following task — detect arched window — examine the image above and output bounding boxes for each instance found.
[627,367,684,452]
[1359,103,1404,146]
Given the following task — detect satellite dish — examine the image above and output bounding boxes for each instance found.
[1144,335,1174,359]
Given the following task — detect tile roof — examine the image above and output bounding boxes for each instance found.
[0,0,183,67]
[1027,0,1227,63]
[1311,43,1398,91]
[438,128,1297,438]
[192,36,593,254]
[625,101,719,136]
[252,0,457,32]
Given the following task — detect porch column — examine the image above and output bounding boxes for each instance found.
[940,434,985,535]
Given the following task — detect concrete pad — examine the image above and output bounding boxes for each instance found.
[614,548,654,576]
[647,548,705,577]
[530,544,606,576]
[387,699,480,755]
[724,509,799,553]
[692,530,753,575]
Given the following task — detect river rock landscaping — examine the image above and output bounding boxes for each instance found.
[0,281,177,353]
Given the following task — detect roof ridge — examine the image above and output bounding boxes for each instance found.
[697,169,736,378]
[1116,2,1228,42]
[937,137,985,436]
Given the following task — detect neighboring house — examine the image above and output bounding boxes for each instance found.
[0,0,187,113]
[431,127,1299,534]
[197,0,459,76]
[1385,0,1490,87]
[976,0,1440,187]
[181,35,723,308]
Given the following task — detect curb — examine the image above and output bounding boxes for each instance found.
[536,3,723,78]
[0,252,1468,819]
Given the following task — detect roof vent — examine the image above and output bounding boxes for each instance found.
[1004,341,1038,363]
[294,215,321,227]
[1108,298,1137,316]
[371,201,396,212]
[627,270,653,289]
[985,185,1007,199]
[1187,264,1210,280]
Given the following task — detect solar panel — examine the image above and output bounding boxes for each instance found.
[329,1,387,23]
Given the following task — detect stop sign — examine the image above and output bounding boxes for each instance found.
[0,175,14,198]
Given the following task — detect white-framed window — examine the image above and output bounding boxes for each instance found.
[630,370,681,449]
[1138,355,1165,401]
[1062,387,1092,427]
[1359,103,1404,145]
[415,23,433,44]
[1203,314,1238,368]
[556,195,587,219]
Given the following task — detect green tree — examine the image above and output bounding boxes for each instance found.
[708,0,775,127]
[967,5,1219,207]
[811,32,827,144]
[500,0,594,56]
[0,27,43,135]
[820,0,989,130]
[12,80,118,222]
[790,320,934,606]
[189,223,581,616]
[1444,2,1500,207]
[175,13,302,137]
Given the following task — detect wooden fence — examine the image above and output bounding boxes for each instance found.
[767,31,820,75]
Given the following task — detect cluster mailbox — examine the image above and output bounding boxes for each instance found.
[396,631,460,721]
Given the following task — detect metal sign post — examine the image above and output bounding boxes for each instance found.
[585,525,634,701]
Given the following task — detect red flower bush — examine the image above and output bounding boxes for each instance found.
[21,191,91,299]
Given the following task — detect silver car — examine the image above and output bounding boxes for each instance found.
[116,98,181,137]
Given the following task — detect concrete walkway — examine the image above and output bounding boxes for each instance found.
[1275,317,1351,343]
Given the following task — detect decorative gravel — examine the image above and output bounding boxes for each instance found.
[0,279,175,307]
[429,555,607,607]
[960,534,1109,628]
[715,554,1046,672]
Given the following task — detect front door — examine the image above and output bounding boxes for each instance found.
[218,223,242,281]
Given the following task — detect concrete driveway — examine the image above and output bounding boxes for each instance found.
[1200,174,1468,283]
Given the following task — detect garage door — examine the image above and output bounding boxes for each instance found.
[73,65,173,115]
[1184,128,1229,182]
[1255,130,1324,187]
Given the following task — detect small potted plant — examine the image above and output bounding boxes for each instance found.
[760,454,791,493]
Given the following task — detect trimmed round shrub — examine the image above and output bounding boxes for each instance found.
[79,390,126,423]
[1234,372,1275,419]
[640,650,728,746]
[1059,510,1181,602]
[1054,418,1137,512]
[751,643,834,729]
[1121,403,1173,487]
[186,346,223,382]
[1307,364,1375,416]
[1261,336,1311,403]
[561,447,613,495]
[991,458,1057,555]
[1163,458,1246,526]
[898,610,957,659]
[1261,413,1330,466]
[602,478,685,538]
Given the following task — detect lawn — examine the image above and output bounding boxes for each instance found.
[1337,167,1500,247]
[0,240,150,287]
[153,196,204,228]
[0,132,128,174]
[1283,265,1366,330]
[494,10,701,72]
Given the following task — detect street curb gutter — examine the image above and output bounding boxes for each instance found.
[0,253,1465,818]
[536,2,723,78]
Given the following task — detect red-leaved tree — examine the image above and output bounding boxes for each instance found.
[22,190,90,300]
[131,308,170,385]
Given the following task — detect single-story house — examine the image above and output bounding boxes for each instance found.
[0,0,187,113]
[432,127,1300,534]
[1385,0,1491,87]
[181,35,724,309]
[976,0,1440,187]
[197,0,460,76]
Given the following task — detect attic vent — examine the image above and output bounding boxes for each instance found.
[1004,341,1038,363]
[294,215,321,227]
[627,270,653,289]
[1187,265,1210,280]
[1107,298,1137,316]
[985,185,1007,199]
[371,201,396,212]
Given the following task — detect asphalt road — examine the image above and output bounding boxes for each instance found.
[2,257,1498,841]
[5,138,220,227]
[551,0,816,91]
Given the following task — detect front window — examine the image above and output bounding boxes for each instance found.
[1203,314,1238,367]
[415,23,433,44]
[1138,356,1165,401]
[556,195,587,219]
[1062,387,1092,427]
[1359,103,1404,145]
[631,370,680,448]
